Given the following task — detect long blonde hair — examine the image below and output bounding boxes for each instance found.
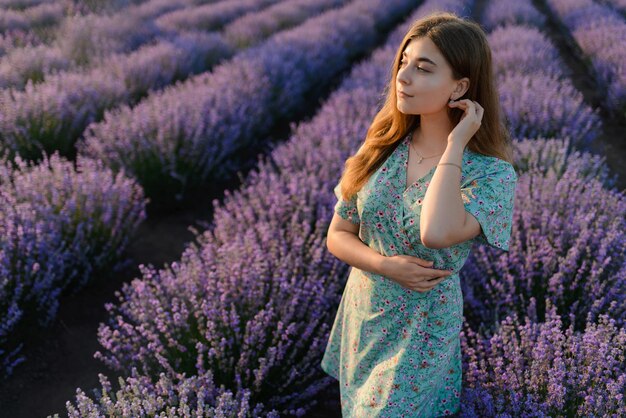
[338,11,514,201]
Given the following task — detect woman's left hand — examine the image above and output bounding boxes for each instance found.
[447,99,484,148]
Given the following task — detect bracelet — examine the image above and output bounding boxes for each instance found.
[437,162,462,171]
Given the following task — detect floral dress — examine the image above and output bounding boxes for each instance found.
[320,132,518,417]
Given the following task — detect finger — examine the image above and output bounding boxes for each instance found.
[449,99,469,107]
[423,268,454,277]
[415,259,434,267]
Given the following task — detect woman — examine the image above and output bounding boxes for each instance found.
[321,11,518,417]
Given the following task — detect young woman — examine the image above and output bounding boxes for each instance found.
[321,11,518,417]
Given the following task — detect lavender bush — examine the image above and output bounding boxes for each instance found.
[2,151,149,290]
[0,150,148,378]
[460,301,626,417]
[55,368,277,418]
[0,43,70,88]
[0,193,71,379]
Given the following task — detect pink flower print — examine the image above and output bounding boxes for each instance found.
[390,244,395,250]
[409,219,414,225]
[376,222,383,229]
[382,167,387,172]
[417,198,422,205]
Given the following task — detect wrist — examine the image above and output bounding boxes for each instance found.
[446,137,467,150]
[375,254,390,277]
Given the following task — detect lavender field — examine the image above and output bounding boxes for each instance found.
[0,0,624,416]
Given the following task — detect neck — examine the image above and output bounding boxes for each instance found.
[412,112,453,155]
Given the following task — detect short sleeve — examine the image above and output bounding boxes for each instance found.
[461,161,518,251]
[333,181,360,224]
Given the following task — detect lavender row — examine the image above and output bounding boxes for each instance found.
[75,0,418,209]
[545,0,626,117]
[0,151,148,378]
[482,0,602,150]
[59,1,479,416]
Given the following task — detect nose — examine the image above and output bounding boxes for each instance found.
[397,66,409,86]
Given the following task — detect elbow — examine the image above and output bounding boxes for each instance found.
[420,229,448,249]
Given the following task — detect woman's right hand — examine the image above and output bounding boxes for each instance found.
[381,255,454,293]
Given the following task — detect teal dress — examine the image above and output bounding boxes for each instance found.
[321,132,518,417]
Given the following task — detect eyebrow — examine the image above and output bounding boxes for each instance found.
[402,51,437,66]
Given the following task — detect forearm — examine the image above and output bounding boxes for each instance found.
[327,231,388,276]
[420,140,466,246]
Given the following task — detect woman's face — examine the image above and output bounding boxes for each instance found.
[396,37,466,115]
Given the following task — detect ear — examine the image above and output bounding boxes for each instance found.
[453,77,470,98]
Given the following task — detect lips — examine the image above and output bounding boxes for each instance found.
[398,91,413,98]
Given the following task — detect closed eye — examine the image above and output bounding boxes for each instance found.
[399,60,429,72]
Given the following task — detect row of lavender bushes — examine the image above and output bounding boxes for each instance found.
[0,0,323,163]
[545,0,626,118]
[72,0,417,210]
[56,0,625,416]
[0,151,148,378]
[0,0,344,380]
[51,0,475,416]
[457,0,626,415]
